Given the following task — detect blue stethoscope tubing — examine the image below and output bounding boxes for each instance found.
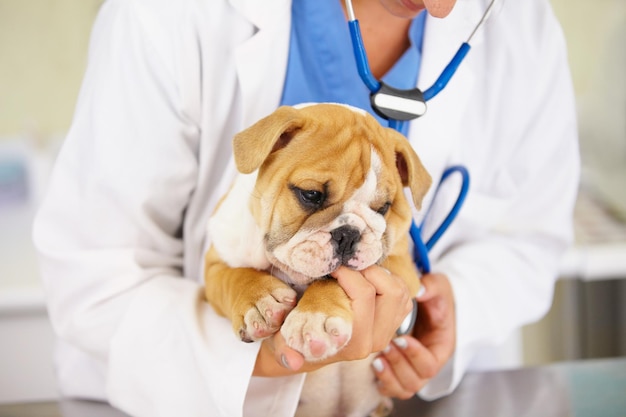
[345,0,500,335]
[410,165,470,274]
[397,165,469,335]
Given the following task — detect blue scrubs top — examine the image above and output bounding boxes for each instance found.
[280,0,426,137]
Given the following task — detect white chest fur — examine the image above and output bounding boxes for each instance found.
[207,172,271,271]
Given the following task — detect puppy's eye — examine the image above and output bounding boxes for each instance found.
[292,187,326,209]
[376,202,391,216]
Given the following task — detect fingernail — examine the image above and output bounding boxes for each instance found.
[417,285,426,298]
[393,337,408,349]
[382,344,392,354]
[280,354,291,369]
[372,358,384,372]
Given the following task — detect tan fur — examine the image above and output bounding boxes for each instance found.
[204,247,297,340]
[204,104,431,417]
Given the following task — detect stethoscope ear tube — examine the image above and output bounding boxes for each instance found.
[423,43,471,101]
[347,20,381,93]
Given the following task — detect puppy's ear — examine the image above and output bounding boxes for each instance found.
[394,136,432,210]
[233,106,305,173]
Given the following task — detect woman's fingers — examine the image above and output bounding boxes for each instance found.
[372,341,422,399]
[374,358,417,399]
[361,266,414,346]
[256,271,453,384]
[329,267,377,358]
[331,266,377,302]
[372,273,457,398]
[260,265,417,375]
[332,266,413,352]
[373,336,437,398]
[271,331,305,371]
[413,273,456,364]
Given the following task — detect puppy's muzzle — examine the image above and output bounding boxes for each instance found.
[331,225,361,262]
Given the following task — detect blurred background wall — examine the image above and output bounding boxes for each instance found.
[522,0,626,366]
[0,0,102,138]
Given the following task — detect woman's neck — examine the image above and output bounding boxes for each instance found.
[342,0,413,79]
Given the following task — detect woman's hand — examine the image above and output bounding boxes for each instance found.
[253,265,413,376]
[371,272,456,399]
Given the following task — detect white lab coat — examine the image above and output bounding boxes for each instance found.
[32,0,579,415]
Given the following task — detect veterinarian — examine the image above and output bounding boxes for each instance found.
[33,0,579,416]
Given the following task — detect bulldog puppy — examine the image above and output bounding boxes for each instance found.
[204,103,431,417]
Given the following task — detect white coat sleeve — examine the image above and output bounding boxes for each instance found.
[419,1,580,399]
[32,2,305,416]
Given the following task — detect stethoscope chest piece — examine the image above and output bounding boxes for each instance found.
[370,82,426,121]
[396,298,418,336]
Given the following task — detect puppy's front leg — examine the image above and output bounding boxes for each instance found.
[204,247,297,342]
[281,279,353,361]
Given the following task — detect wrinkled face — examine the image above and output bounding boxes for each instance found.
[247,107,418,286]
[264,148,403,285]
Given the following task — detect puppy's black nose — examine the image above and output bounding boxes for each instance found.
[331,226,361,259]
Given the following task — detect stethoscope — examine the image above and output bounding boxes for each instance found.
[343,0,501,334]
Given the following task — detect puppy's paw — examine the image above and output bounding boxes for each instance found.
[239,287,297,342]
[281,310,352,361]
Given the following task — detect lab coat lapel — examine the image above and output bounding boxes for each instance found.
[410,1,484,189]
[201,0,292,250]
[229,0,292,128]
